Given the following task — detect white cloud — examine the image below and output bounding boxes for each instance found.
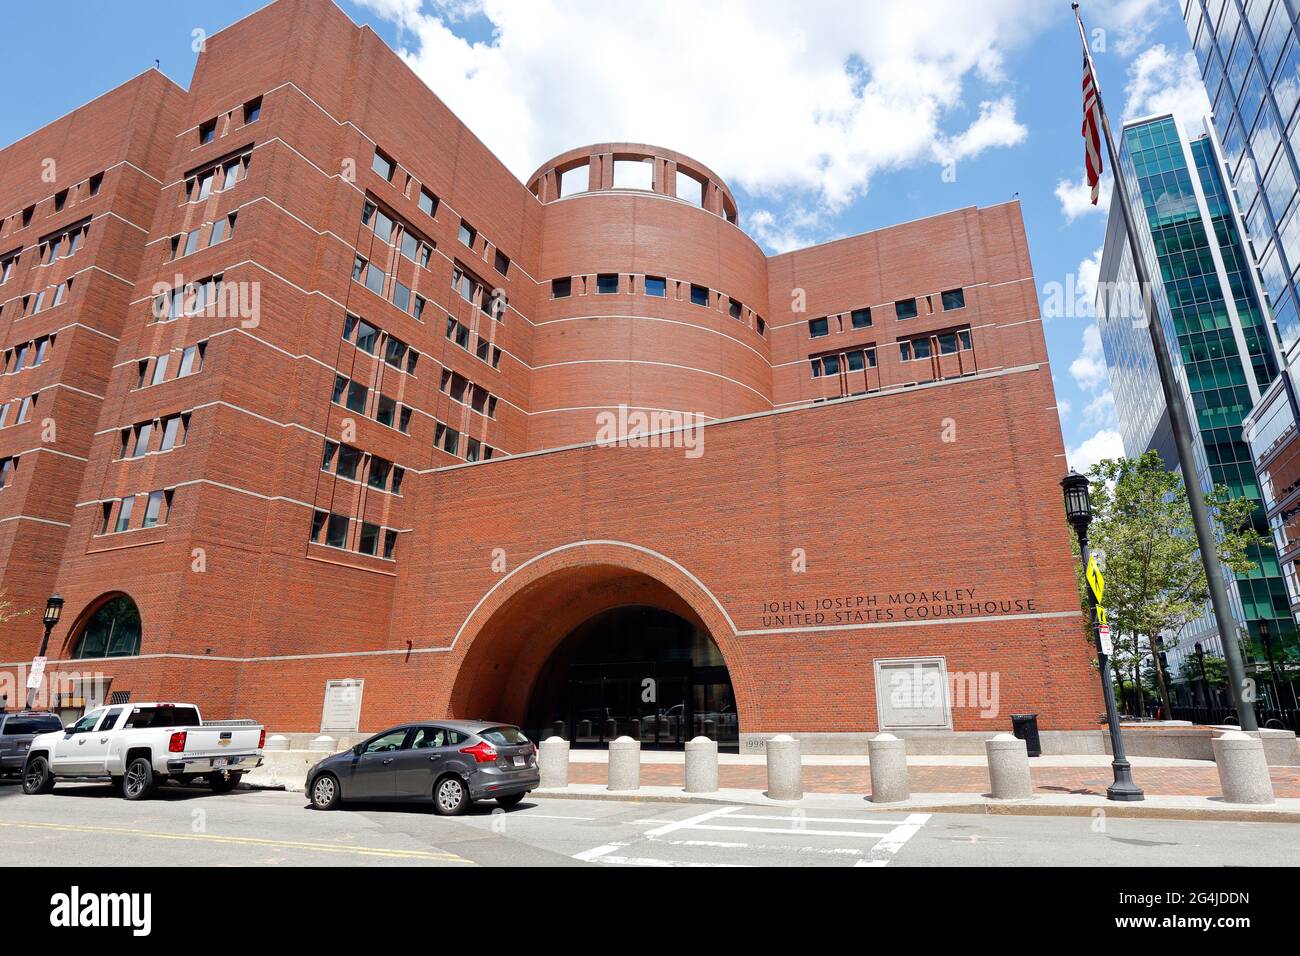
[1055,174,1112,223]
[356,0,1049,234]
[1088,0,1168,58]
[1084,389,1117,427]
[1123,44,1212,133]
[938,96,1027,161]
[1070,323,1109,392]
[1068,429,1126,473]
[1077,246,1103,309]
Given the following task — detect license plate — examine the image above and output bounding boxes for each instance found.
[512,756,526,768]
[213,758,228,768]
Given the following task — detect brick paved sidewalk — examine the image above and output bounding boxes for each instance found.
[568,762,1300,798]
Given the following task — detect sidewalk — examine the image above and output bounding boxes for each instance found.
[563,756,1300,799]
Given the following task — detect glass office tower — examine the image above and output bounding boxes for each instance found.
[1185,3,1300,692]
[1097,113,1297,707]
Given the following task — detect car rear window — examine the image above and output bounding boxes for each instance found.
[124,706,201,729]
[1,716,63,735]
[479,726,530,746]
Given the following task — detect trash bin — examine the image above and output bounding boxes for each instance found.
[1010,713,1041,757]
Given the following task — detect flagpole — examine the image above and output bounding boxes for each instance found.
[1071,2,1257,732]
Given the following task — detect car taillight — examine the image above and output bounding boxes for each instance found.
[459,741,497,764]
[168,731,187,753]
[258,729,265,749]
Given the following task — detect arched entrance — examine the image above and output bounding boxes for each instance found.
[445,543,747,751]
[525,605,737,750]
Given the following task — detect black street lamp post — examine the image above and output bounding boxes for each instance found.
[24,594,64,710]
[1195,642,1210,707]
[1061,470,1144,801]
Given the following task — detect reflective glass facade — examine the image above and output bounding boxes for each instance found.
[1099,114,1298,696]
[1184,0,1300,350]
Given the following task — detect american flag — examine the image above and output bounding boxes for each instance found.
[1082,56,1103,204]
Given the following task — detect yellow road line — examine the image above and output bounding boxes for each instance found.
[0,819,472,863]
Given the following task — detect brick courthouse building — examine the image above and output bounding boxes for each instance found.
[0,0,1098,749]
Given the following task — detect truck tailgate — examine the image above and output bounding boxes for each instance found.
[181,725,262,756]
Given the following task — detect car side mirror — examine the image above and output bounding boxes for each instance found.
[352,744,364,756]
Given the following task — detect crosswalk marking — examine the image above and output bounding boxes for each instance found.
[576,805,930,867]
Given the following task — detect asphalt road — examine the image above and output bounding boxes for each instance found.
[2,777,1297,867]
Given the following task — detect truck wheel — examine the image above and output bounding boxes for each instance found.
[207,771,242,793]
[310,773,340,810]
[22,757,54,795]
[433,775,469,816]
[122,757,157,800]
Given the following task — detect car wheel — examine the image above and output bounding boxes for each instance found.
[22,757,54,795]
[207,771,242,793]
[310,773,341,810]
[496,792,526,809]
[122,757,157,800]
[433,775,469,816]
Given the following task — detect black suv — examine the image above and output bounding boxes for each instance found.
[0,711,64,777]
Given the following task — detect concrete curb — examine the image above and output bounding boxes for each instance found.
[528,785,1300,824]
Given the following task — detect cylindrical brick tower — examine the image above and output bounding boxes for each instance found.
[525,144,771,451]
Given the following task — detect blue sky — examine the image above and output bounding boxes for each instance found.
[0,1,1210,470]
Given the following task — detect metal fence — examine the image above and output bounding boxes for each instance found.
[1169,705,1300,734]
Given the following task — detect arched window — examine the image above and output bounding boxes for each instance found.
[71,595,142,658]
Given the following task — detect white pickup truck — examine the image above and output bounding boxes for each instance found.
[22,702,264,800]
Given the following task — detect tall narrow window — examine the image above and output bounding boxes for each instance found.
[114,496,135,533]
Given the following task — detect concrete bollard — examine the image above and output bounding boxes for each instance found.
[538,735,569,789]
[1213,731,1275,804]
[985,733,1033,799]
[608,736,640,791]
[685,736,719,793]
[309,735,335,753]
[868,733,910,803]
[263,734,289,752]
[765,734,802,800]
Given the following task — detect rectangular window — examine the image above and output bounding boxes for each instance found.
[597,273,619,294]
[645,275,666,297]
[850,307,872,329]
[325,512,349,549]
[809,317,829,338]
[392,280,411,313]
[114,496,134,533]
[183,228,202,256]
[149,353,172,387]
[142,490,167,528]
[551,277,572,298]
[384,335,409,369]
[372,150,395,182]
[690,284,709,307]
[675,170,704,206]
[335,444,362,480]
[131,422,152,457]
[459,220,476,247]
[418,188,438,217]
[400,231,421,263]
[384,529,398,560]
[729,299,742,319]
[199,119,216,145]
[358,522,380,556]
[941,288,965,311]
[177,342,205,377]
[243,97,262,124]
[368,457,392,490]
[376,394,398,428]
[559,164,589,196]
[158,414,186,451]
[494,249,510,276]
[0,456,15,489]
[435,422,459,455]
[895,298,918,320]
[210,213,235,245]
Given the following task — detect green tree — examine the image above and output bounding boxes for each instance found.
[1076,451,1267,717]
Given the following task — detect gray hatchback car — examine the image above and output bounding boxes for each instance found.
[305,720,539,815]
[0,712,64,777]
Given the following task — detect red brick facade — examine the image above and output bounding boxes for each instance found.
[0,0,1098,737]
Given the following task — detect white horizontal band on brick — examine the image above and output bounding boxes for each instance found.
[0,514,72,528]
[530,358,773,406]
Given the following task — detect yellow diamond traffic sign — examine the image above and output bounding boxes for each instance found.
[1086,553,1104,604]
